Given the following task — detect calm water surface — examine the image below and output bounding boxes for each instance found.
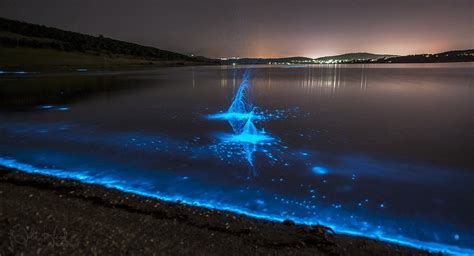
[1,63,473,254]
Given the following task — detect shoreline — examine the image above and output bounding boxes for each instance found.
[1,60,472,77]
[0,167,434,255]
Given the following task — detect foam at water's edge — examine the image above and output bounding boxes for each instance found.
[0,157,473,256]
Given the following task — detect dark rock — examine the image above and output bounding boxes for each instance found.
[282,219,295,226]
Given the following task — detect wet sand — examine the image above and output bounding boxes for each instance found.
[0,167,435,255]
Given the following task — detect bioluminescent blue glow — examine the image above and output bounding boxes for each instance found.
[206,108,303,122]
[217,132,275,144]
[0,155,473,256]
[1,119,473,255]
[214,113,277,167]
[215,114,277,168]
[1,66,473,255]
[226,70,253,134]
[312,166,328,175]
[228,70,251,114]
[207,111,264,121]
[38,105,70,111]
[1,106,472,256]
[0,70,30,75]
[208,70,282,168]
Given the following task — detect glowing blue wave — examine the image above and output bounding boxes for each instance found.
[0,157,472,255]
[0,120,472,255]
[217,132,274,144]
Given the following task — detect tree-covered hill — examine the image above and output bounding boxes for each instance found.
[0,17,214,63]
[372,49,474,63]
[315,52,397,62]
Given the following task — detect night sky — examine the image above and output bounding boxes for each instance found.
[0,0,472,58]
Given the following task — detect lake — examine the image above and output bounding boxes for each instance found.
[1,63,473,254]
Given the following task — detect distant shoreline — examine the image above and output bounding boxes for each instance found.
[0,46,214,73]
[0,46,474,77]
[1,17,473,72]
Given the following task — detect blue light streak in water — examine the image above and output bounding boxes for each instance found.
[214,122,277,168]
[217,132,274,144]
[38,105,70,111]
[207,107,303,123]
[226,70,253,134]
[228,70,252,114]
[215,112,277,168]
[0,70,29,75]
[207,112,265,121]
[0,156,473,255]
[311,166,328,175]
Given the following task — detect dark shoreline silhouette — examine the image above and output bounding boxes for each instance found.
[0,16,472,71]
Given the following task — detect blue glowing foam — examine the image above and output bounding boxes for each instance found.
[311,166,328,175]
[0,157,472,256]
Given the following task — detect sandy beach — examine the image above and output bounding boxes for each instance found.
[0,167,435,255]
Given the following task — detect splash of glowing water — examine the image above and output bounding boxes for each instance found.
[227,70,252,133]
[210,70,277,168]
[242,113,257,134]
[241,115,258,168]
[229,111,274,167]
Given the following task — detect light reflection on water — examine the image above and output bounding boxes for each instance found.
[0,63,473,254]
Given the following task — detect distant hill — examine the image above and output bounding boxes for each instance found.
[220,53,395,65]
[315,52,397,63]
[221,56,314,65]
[219,53,398,65]
[0,17,216,70]
[372,49,474,63]
[222,49,473,65]
[0,17,472,70]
